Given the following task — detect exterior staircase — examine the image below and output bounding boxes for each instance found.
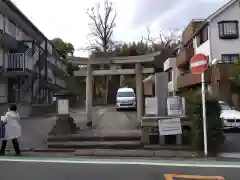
[19,47,44,102]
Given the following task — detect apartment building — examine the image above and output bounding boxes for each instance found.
[163,52,180,96]
[176,0,240,103]
[0,0,66,116]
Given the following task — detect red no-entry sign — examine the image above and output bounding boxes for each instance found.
[190,53,208,74]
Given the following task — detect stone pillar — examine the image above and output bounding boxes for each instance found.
[86,63,93,126]
[176,134,182,145]
[155,72,168,145]
[136,63,144,121]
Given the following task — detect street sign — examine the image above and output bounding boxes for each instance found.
[190,53,209,157]
[190,53,208,74]
[158,118,182,135]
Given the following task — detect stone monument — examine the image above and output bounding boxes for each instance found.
[49,90,78,135]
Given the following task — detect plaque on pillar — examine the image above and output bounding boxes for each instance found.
[49,90,78,135]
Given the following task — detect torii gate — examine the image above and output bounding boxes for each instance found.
[68,52,160,124]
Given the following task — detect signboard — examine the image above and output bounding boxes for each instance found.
[190,53,208,74]
[158,118,182,135]
[167,96,185,116]
[57,99,69,115]
[145,97,158,115]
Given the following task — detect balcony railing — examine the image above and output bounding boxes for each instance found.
[177,69,211,89]
[5,19,17,39]
[56,78,66,87]
[3,48,41,72]
[16,29,31,41]
[176,47,194,68]
[0,14,4,31]
[47,56,67,72]
[4,53,25,70]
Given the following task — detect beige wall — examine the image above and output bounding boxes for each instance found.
[143,80,153,96]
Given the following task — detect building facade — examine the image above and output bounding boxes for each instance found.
[176,0,240,103]
[0,0,66,116]
[163,55,180,96]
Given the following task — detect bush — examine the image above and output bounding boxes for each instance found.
[186,89,225,154]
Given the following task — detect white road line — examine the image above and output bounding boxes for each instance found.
[0,157,240,168]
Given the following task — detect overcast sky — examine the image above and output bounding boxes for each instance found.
[13,0,230,57]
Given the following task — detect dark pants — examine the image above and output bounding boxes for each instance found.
[0,138,21,155]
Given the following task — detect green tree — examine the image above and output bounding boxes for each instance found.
[186,89,225,155]
[51,38,79,76]
[51,38,74,58]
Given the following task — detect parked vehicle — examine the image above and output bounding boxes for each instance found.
[219,101,240,129]
[116,88,136,111]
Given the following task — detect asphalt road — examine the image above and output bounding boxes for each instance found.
[0,157,238,180]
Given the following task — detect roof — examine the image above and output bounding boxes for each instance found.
[143,75,154,83]
[3,0,58,55]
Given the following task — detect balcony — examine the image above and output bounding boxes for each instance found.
[176,47,194,68]
[47,56,67,73]
[177,69,211,89]
[56,78,66,88]
[5,19,17,39]
[16,30,32,41]
[164,57,176,71]
[182,20,204,44]
[0,14,3,31]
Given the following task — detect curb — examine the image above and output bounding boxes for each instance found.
[73,149,200,158]
[5,148,200,158]
[6,148,76,153]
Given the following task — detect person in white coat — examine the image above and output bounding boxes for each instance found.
[0,104,21,156]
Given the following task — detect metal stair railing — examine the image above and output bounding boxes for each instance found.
[19,48,45,101]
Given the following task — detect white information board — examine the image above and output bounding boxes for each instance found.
[145,97,158,115]
[57,99,69,115]
[158,118,182,135]
[167,96,185,116]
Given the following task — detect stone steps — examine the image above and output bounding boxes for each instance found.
[47,134,141,142]
[47,141,142,149]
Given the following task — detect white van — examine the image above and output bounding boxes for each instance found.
[116,88,136,110]
[219,101,240,129]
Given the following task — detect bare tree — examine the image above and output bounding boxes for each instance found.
[86,0,117,109]
[145,26,181,51]
[87,0,117,56]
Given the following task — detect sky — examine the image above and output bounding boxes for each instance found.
[12,0,231,57]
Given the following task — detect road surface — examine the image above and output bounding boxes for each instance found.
[0,156,238,180]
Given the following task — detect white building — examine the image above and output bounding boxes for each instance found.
[194,0,240,64]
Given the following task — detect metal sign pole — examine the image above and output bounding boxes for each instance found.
[201,72,208,157]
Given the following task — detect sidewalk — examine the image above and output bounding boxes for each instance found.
[6,107,89,150]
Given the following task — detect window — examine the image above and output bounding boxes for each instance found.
[168,91,174,97]
[217,80,220,93]
[117,91,135,97]
[196,26,208,47]
[218,21,239,39]
[168,68,172,82]
[221,54,239,63]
